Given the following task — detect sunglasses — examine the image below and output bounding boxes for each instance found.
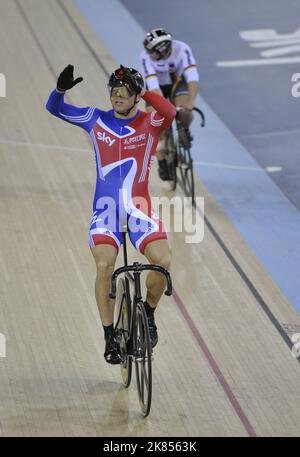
[148,50,161,60]
[109,85,134,98]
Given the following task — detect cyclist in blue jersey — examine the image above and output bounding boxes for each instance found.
[46,65,176,364]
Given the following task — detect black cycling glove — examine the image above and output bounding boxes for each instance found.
[56,65,83,92]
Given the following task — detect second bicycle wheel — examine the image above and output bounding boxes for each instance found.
[134,301,152,417]
[177,143,195,206]
[114,277,132,388]
[164,127,177,191]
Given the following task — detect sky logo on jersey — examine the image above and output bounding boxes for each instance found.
[96,131,116,147]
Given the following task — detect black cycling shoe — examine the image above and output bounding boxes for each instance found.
[147,313,158,348]
[104,334,122,365]
[158,159,171,181]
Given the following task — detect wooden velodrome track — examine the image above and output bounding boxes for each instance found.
[1,0,300,437]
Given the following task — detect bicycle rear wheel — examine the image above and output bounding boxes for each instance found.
[177,142,195,206]
[134,301,152,417]
[164,127,177,191]
[114,278,132,388]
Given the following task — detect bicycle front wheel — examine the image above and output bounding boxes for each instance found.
[134,302,152,417]
[114,277,132,388]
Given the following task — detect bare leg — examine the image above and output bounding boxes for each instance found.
[143,239,171,308]
[90,244,118,326]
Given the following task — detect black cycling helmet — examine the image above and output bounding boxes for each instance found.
[108,66,144,116]
[143,28,172,59]
[108,66,144,95]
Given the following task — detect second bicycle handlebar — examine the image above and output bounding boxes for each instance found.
[109,263,173,299]
[193,107,205,127]
[176,106,205,127]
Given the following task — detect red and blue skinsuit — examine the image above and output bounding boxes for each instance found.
[46,90,176,253]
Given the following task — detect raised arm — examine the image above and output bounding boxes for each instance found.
[45,65,99,132]
[45,89,98,131]
[142,90,176,129]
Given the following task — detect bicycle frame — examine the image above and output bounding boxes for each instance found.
[110,231,172,416]
[163,104,205,206]
[110,232,172,356]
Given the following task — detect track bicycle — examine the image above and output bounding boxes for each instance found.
[110,229,172,417]
[164,106,205,206]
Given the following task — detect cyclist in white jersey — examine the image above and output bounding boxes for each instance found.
[140,28,199,180]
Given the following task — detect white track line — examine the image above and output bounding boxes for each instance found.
[193,161,282,173]
[0,138,282,172]
[217,56,300,67]
[0,138,91,153]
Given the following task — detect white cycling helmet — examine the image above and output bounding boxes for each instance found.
[143,28,172,58]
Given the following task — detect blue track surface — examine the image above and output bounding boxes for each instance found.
[74,0,300,314]
[120,0,300,210]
